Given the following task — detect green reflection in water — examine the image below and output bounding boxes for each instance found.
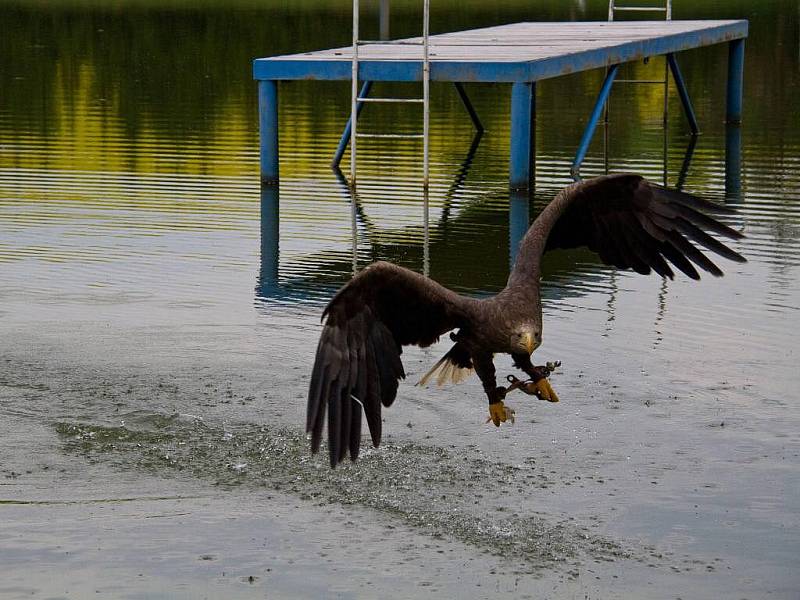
[1,0,797,180]
[0,0,797,307]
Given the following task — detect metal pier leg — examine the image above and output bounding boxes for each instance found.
[571,65,618,180]
[666,54,699,135]
[258,80,279,184]
[258,183,280,297]
[454,83,484,132]
[726,39,745,124]
[725,123,742,202]
[509,81,536,191]
[509,190,530,267]
[332,81,373,169]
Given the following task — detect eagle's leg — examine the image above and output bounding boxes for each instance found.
[511,353,560,403]
[474,353,515,426]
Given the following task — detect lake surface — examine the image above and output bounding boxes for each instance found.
[1,0,798,598]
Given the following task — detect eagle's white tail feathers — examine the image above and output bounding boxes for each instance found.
[417,355,474,387]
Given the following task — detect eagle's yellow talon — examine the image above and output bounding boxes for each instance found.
[534,378,559,403]
[487,401,515,426]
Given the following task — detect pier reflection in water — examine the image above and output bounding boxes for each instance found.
[256,125,734,309]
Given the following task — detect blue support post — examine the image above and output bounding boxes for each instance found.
[258,183,280,297]
[258,80,279,184]
[666,54,699,135]
[725,123,742,202]
[454,83,484,132]
[571,64,619,180]
[726,39,745,124]
[509,190,530,267]
[332,81,372,168]
[509,81,536,191]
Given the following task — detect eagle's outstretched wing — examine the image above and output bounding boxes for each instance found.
[307,261,476,467]
[508,174,746,287]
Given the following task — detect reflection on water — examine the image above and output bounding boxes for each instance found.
[1,0,799,597]
[255,127,737,306]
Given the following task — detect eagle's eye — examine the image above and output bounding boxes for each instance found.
[513,330,538,354]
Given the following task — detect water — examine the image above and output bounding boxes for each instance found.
[1,0,799,598]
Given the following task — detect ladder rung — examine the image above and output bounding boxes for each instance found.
[357,39,424,46]
[356,133,425,139]
[348,0,431,187]
[358,97,425,104]
[613,6,668,11]
[615,79,668,84]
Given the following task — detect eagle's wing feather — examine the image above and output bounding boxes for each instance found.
[508,174,745,287]
[307,261,475,467]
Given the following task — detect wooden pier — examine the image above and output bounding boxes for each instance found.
[253,20,748,187]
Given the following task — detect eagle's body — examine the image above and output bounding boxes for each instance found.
[307,175,746,467]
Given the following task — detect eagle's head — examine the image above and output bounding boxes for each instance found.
[511,325,541,355]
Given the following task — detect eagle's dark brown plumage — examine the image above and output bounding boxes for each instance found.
[307,174,746,467]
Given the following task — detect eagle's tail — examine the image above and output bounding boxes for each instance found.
[417,343,474,387]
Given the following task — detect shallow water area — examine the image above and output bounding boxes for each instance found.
[1,0,799,598]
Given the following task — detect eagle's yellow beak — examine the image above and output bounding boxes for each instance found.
[523,332,536,354]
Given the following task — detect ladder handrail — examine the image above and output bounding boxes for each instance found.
[608,0,672,21]
[350,0,431,189]
[603,0,673,185]
[422,0,430,189]
[350,0,360,185]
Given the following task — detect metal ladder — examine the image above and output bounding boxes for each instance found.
[607,0,672,124]
[605,0,672,183]
[608,0,671,20]
[571,0,698,180]
[350,0,431,190]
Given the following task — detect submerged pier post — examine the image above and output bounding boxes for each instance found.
[509,189,531,267]
[725,124,742,202]
[726,39,745,124]
[258,183,280,297]
[259,80,279,184]
[509,82,536,190]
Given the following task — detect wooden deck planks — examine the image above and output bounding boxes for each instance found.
[254,21,747,76]
[255,19,749,185]
[254,20,747,82]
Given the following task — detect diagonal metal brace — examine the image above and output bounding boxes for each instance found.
[571,64,619,180]
[332,80,484,168]
[453,82,484,132]
[332,80,373,168]
[666,53,700,135]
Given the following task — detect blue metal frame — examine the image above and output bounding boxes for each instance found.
[332,81,373,168]
[571,65,619,180]
[253,21,748,83]
[509,190,530,266]
[726,38,745,123]
[571,53,706,179]
[258,80,279,184]
[454,83,484,132]
[509,82,536,190]
[331,81,482,168]
[259,182,280,295]
[666,53,699,134]
[255,21,748,187]
[725,123,742,200]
